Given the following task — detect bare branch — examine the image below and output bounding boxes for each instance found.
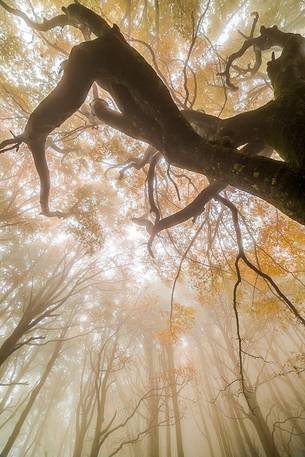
[218,20,295,89]
[216,195,305,326]
[0,0,69,31]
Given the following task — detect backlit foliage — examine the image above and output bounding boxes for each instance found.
[0,1,304,456]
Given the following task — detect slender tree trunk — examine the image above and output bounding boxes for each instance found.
[88,335,118,457]
[207,336,250,457]
[89,405,104,457]
[246,390,281,457]
[207,322,281,457]
[231,400,259,457]
[195,333,233,457]
[161,349,172,457]
[144,334,159,457]
[72,421,89,457]
[0,321,28,369]
[0,337,64,457]
[225,395,250,456]
[166,343,184,457]
[165,393,172,457]
[0,348,40,414]
[193,381,216,457]
[208,342,246,457]
[27,382,59,457]
[17,412,38,457]
[72,355,95,457]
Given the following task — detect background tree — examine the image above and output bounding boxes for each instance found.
[0,1,304,456]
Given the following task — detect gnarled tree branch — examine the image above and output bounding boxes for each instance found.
[0,3,305,226]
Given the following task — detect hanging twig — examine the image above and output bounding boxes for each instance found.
[216,195,305,326]
[169,220,205,334]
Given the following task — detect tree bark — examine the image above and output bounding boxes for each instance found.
[3,3,304,224]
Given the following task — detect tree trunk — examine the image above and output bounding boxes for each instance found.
[144,334,159,457]
[0,321,27,369]
[231,400,259,457]
[193,380,217,457]
[27,382,59,457]
[246,390,281,457]
[166,343,184,457]
[88,335,118,457]
[0,337,64,457]
[194,331,234,457]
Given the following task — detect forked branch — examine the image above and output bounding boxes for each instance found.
[219,15,295,90]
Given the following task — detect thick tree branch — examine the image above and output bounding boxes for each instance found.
[1,3,305,225]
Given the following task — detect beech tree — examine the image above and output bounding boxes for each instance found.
[0,1,305,223]
[0,0,304,325]
[0,1,305,456]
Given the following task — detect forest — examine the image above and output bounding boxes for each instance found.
[0,0,304,456]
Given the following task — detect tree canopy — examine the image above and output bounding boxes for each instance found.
[0,1,304,456]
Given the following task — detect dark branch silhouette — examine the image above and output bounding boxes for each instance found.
[0,2,304,226]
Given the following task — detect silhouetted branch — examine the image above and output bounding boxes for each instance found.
[218,17,295,89]
[0,0,69,31]
[216,195,305,325]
